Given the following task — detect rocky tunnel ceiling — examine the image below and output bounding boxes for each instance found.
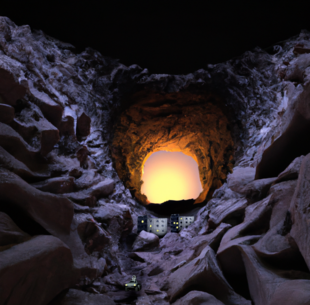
[110,90,235,207]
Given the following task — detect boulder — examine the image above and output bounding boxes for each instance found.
[0,122,44,172]
[239,245,310,305]
[0,211,30,247]
[0,235,78,305]
[75,213,110,254]
[293,42,310,54]
[94,203,133,252]
[252,221,300,262]
[76,111,91,137]
[62,190,97,207]
[27,80,63,128]
[31,176,75,194]
[274,155,304,184]
[217,195,273,274]
[89,178,115,197]
[0,168,73,237]
[48,154,80,175]
[239,245,286,305]
[10,102,60,156]
[269,280,310,305]
[191,223,232,256]
[0,104,14,124]
[289,152,310,269]
[0,145,47,179]
[75,169,100,189]
[59,107,76,136]
[0,54,27,105]
[69,168,83,178]
[166,245,251,304]
[240,177,277,204]
[48,289,115,305]
[207,194,247,228]
[172,290,225,305]
[77,146,90,167]
[268,180,297,228]
[132,230,159,251]
[285,53,310,83]
[227,167,255,193]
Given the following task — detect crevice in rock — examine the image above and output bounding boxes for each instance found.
[277,210,293,236]
[222,209,246,227]
[222,271,252,301]
[256,111,310,179]
[0,201,51,236]
[239,204,272,236]
[258,247,310,275]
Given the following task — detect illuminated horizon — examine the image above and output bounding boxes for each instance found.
[141,151,203,204]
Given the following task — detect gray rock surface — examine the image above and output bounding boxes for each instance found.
[172,290,225,305]
[1,15,310,305]
[0,235,78,305]
[132,230,159,251]
[48,289,115,305]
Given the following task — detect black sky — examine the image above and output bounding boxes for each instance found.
[2,1,310,75]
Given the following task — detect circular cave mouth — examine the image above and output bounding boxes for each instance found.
[111,90,235,215]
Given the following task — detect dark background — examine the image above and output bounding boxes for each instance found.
[2,1,310,74]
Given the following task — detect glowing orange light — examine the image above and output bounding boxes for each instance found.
[141,151,203,204]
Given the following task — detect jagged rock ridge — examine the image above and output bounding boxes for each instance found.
[1,15,310,305]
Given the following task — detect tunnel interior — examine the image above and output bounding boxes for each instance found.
[110,90,235,213]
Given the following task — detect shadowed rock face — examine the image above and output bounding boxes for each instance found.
[111,91,234,205]
[2,15,310,305]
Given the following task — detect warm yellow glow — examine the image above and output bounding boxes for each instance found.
[141,151,203,204]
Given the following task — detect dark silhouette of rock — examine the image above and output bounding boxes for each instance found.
[77,145,90,167]
[27,80,63,128]
[1,15,310,305]
[0,145,46,179]
[0,235,78,305]
[172,290,225,305]
[77,111,91,137]
[166,245,251,304]
[0,211,30,246]
[274,155,304,184]
[0,122,45,172]
[48,289,115,305]
[269,280,310,305]
[290,152,310,270]
[240,177,277,204]
[0,168,74,236]
[0,54,27,105]
[10,101,60,156]
[62,190,97,207]
[0,104,14,124]
[31,176,75,194]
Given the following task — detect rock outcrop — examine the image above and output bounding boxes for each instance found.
[1,15,310,305]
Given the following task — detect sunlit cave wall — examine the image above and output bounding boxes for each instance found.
[110,90,235,205]
[141,151,203,203]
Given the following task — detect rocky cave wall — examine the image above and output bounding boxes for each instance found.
[2,15,310,305]
[111,90,234,205]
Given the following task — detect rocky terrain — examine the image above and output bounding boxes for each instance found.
[1,15,310,304]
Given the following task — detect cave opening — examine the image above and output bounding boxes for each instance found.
[111,90,235,214]
[141,150,203,204]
